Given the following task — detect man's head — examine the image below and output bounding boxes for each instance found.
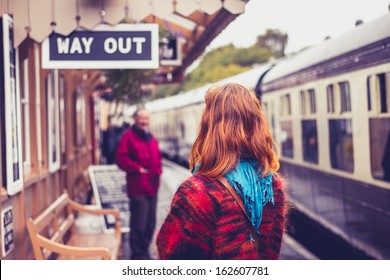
[133,108,150,132]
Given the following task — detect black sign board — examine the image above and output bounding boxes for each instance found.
[1,206,15,257]
[42,23,159,69]
[88,165,130,233]
[160,37,183,66]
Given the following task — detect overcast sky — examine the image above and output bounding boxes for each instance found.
[207,0,390,54]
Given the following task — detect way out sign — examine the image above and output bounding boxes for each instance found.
[42,24,159,69]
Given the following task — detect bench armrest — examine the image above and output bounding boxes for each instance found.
[37,235,112,259]
[68,200,122,237]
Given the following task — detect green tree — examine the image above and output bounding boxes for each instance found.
[104,69,156,104]
[106,29,288,103]
[183,64,250,91]
[233,46,273,66]
[171,41,275,94]
[256,29,288,58]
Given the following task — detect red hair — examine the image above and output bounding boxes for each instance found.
[189,83,279,178]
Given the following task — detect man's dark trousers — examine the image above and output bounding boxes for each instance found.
[129,196,158,260]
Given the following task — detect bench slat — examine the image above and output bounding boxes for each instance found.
[37,235,112,260]
[33,193,70,233]
[58,233,120,260]
[27,192,122,260]
[50,214,75,244]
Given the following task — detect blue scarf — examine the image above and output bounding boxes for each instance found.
[193,160,274,235]
[224,160,274,235]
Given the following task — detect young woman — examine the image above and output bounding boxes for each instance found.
[156,83,287,259]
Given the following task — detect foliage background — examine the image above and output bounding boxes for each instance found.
[105,29,289,104]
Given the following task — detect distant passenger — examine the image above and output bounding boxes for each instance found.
[116,108,162,260]
[157,83,287,259]
[101,116,118,164]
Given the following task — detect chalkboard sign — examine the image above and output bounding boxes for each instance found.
[1,206,15,257]
[88,165,130,233]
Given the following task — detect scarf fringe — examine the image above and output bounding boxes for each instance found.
[224,160,274,235]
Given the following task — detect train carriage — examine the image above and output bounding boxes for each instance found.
[259,12,390,259]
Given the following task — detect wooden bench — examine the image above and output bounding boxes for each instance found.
[27,192,122,260]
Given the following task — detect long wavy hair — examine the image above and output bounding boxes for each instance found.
[189,83,280,178]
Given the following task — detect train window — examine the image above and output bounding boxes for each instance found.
[301,120,318,164]
[280,94,291,116]
[180,122,185,139]
[263,101,273,125]
[339,82,351,113]
[300,89,316,116]
[378,73,388,113]
[279,97,283,116]
[279,94,293,158]
[300,91,306,115]
[286,94,291,115]
[367,72,390,115]
[280,121,293,158]
[329,119,354,173]
[367,72,390,182]
[327,85,335,113]
[308,89,316,114]
[268,101,276,140]
[370,118,390,182]
[20,58,32,175]
[366,76,372,111]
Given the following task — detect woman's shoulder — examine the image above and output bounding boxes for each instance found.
[178,174,221,193]
[272,173,287,191]
[271,173,288,210]
[174,174,226,204]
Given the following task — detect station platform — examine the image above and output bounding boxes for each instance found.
[119,159,316,260]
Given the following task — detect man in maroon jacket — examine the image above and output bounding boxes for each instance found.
[116,108,162,260]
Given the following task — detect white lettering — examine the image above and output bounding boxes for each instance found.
[57,38,69,54]
[81,37,94,54]
[104,38,117,54]
[133,37,146,54]
[118,38,132,54]
[69,37,83,54]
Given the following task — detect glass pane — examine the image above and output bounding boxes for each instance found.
[300,91,306,116]
[327,85,334,113]
[369,117,390,182]
[286,94,291,115]
[366,76,371,111]
[308,89,316,114]
[301,120,318,164]
[339,82,351,113]
[280,96,284,116]
[378,73,388,113]
[280,121,294,158]
[329,119,354,172]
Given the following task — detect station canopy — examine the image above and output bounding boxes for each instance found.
[1,0,249,83]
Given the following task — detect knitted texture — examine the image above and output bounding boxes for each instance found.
[156,174,286,260]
